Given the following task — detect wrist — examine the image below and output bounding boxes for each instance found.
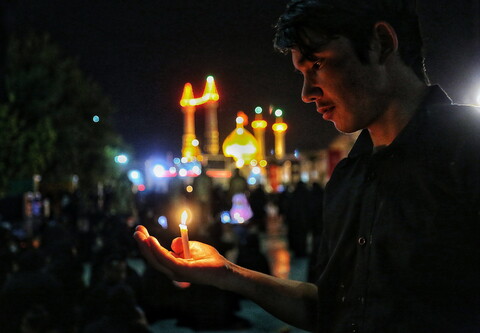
[215,261,243,291]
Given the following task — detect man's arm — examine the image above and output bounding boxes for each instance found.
[133,225,318,331]
[222,261,318,330]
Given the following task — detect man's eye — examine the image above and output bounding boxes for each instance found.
[312,58,325,70]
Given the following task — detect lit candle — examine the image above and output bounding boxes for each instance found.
[179,210,191,259]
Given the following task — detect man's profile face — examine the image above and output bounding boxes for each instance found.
[291,33,390,133]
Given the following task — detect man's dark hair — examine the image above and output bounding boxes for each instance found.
[274,0,426,81]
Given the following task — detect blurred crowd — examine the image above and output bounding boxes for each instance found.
[0,174,324,333]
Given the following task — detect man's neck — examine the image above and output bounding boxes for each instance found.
[368,83,428,147]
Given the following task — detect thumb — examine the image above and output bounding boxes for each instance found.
[171,237,184,255]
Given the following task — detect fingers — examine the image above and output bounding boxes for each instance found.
[134,232,156,264]
[133,230,147,242]
[147,236,186,280]
[133,225,192,282]
[148,236,180,264]
[133,226,176,279]
[135,225,150,238]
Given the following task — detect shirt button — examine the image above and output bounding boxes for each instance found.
[358,237,366,246]
[352,323,358,332]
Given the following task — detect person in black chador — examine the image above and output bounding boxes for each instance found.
[248,184,268,232]
[285,181,312,257]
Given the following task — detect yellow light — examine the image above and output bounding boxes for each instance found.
[202,76,219,102]
[252,119,267,129]
[186,185,193,193]
[222,117,259,164]
[272,122,288,132]
[181,210,188,224]
[259,160,268,167]
[179,208,192,260]
[224,143,257,156]
[180,76,220,106]
[180,83,195,107]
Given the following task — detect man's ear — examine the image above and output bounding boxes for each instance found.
[373,21,398,64]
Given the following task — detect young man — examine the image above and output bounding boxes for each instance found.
[134,1,480,331]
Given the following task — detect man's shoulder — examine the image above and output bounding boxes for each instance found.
[427,102,480,121]
[425,103,480,135]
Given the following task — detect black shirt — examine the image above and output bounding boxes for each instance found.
[315,86,480,333]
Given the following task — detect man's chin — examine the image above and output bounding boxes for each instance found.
[333,123,361,135]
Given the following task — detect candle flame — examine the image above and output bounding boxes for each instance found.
[181,210,188,225]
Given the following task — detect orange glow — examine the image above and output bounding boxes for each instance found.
[237,111,248,126]
[272,122,288,132]
[252,119,267,129]
[180,76,220,107]
[205,170,232,178]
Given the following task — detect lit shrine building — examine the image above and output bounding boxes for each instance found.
[150,75,356,193]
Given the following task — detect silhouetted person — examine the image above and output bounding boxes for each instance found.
[286,181,312,257]
[19,304,52,333]
[83,284,151,333]
[45,240,86,331]
[81,252,142,330]
[0,248,64,332]
[307,182,324,282]
[0,224,15,288]
[248,184,268,232]
[228,168,248,203]
[236,232,271,275]
[193,169,214,227]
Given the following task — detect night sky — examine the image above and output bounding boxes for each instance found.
[5,0,480,161]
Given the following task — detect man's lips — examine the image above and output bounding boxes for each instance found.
[317,105,335,119]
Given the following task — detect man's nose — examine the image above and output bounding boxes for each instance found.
[301,79,322,103]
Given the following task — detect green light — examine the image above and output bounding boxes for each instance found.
[274,109,283,117]
[254,106,263,114]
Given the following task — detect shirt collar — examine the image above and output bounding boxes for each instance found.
[348,85,452,158]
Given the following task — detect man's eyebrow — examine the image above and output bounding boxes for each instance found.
[295,51,322,66]
[295,42,330,64]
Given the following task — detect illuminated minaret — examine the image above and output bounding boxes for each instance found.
[251,106,267,161]
[202,76,220,155]
[272,108,288,160]
[180,83,201,161]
